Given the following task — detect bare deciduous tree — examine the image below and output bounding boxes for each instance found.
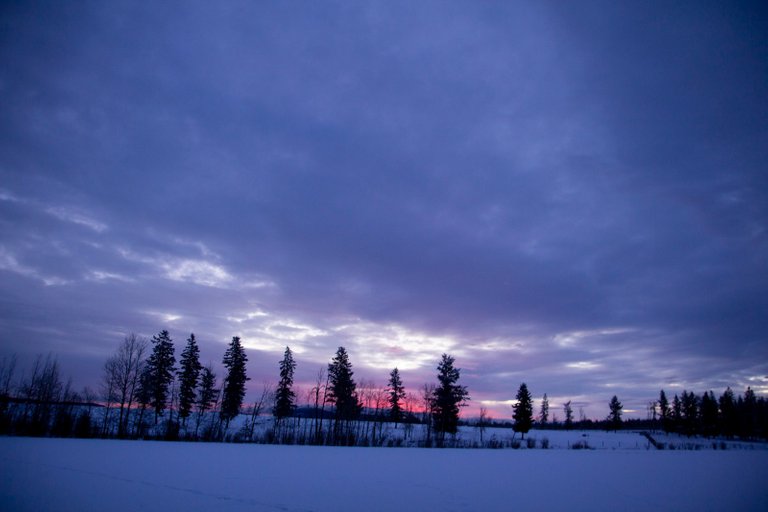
[477,406,488,444]
[102,334,147,437]
[246,381,274,441]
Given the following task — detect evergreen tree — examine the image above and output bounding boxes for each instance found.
[197,365,218,414]
[144,330,176,424]
[273,346,297,423]
[608,395,623,431]
[658,389,671,433]
[387,367,406,425]
[700,390,718,437]
[220,336,249,428]
[563,400,574,430]
[327,347,361,425]
[680,390,699,436]
[719,387,737,438]
[195,364,218,438]
[431,354,470,439]
[740,387,757,439]
[134,364,153,435]
[512,383,533,439]
[539,393,549,425]
[672,394,682,433]
[177,333,202,425]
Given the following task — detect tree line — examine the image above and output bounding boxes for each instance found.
[653,388,767,439]
[0,332,471,446]
[1,331,766,446]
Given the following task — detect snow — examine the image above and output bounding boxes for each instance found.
[2,436,767,511]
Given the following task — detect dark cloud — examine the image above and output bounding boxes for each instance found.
[1,1,766,418]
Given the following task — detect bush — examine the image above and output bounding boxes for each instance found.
[526,437,536,449]
[571,440,590,450]
[540,437,549,449]
[487,435,503,449]
[510,439,521,449]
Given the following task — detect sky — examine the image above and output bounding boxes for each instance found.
[1,1,767,420]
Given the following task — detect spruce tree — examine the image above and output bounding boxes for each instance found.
[539,393,549,424]
[431,354,469,439]
[512,382,533,439]
[177,333,202,425]
[220,336,249,428]
[563,400,574,430]
[658,389,671,432]
[197,365,218,414]
[608,395,623,431]
[387,367,406,425]
[672,394,682,433]
[719,387,737,438]
[327,347,361,426]
[681,390,698,436]
[741,387,757,439]
[273,346,297,423]
[144,330,176,424]
[700,390,718,437]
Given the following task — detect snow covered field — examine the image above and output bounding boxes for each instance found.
[2,436,767,512]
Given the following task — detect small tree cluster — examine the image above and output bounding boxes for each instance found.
[656,387,767,439]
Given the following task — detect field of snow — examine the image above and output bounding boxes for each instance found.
[2,436,767,512]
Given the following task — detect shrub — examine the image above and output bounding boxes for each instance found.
[571,440,590,450]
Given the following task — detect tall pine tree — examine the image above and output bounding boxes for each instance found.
[177,333,202,425]
[273,346,297,423]
[432,354,469,439]
[700,390,718,437]
[539,393,549,424]
[672,393,682,433]
[512,382,533,439]
[681,390,699,436]
[608,395,623,431]
[327,346,361,429]
[220,336,249,428]
[387,367,406,426]
[143,330,176,424]
[563,400,574,429]
[719,387,737,438]
[195,364,218,438]
[658,389,671,432]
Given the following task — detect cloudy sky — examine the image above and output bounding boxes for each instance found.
[1,1,767,419]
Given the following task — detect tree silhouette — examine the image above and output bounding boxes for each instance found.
[658,389,671,433]
[432,354,469,440]
[177,333,202,426]
[681,390,698,436]
[539,393,549,425]
[387,367,406,426]
[273,346,296,423]
[700,390,718,437]
[563,400,574,430]
[220,336,249,428]
[327,346,361,437]
[512,383,533,439]
[143,330,176,424]
[195,364,218,438]
[719,387,737,438]
[608,395,623,431]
